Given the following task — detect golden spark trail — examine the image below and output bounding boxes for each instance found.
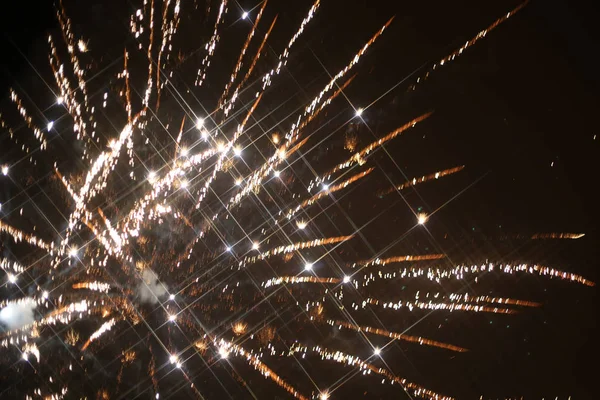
[289,344,452,400]
[356,297,516,314]
[81,318,118,350]
[0,221,52,251]
[327,319,468,352]
[410,1,529,91]
[195,0,228,87]
[218,339,309,400]
[262,276,341,289]
[353,254,446,268]
[378,166,465,196]
[309,112,433,191]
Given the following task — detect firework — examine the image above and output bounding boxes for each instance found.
[0,1,592,399]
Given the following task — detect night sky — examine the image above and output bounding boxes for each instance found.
[1,0,598,399]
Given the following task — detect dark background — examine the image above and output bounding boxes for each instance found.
[1,0,598,398]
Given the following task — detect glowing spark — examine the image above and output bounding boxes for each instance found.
[273,170,280,178]
[196,117,204,129]
[8,274,16,284]
[417,213,428,225]
[373,347,381,356]
[252,242,260,250]
[296,220,307,229]
[2,166,8,175]
[242,11,248,19]
[56,96,64,104]
[168,314,176,322]
[169,294,175,300]
[69,248,78,258]
[304,262,314,271]
[47,121,54,130]
[233,146,242,156]
[180,147,189,157]
[343,275,351,283]
[355,107,363,116]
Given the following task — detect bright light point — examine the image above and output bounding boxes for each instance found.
[77,39,87,52]
[242,11,248,19]
[374,348,381,356]
[176,362,182,368]
[235,179,242,186]
[42,291,49,299]
[252,242,259,250]
[343,275,351,283]
[47,121,54,130]
[272,133,280,144]
[417,213,428,225]
[22,353,28,360]
[277,149,286,159]
[8,274,16,284]
[169,294,175,300]
[57,96,64,105]
[304,263,313,271]
[2,166,8,176]
[201,130,208,140]
[217,142,226,152]
[219,346,229,359]
[180,180,188,188]
[320,392,330,400]
[69,248,78,258]
[273,170,280,178]
[169,355,177,364]
[226,246,231,252]
[196,117,204,129]
[296,220,307,230]
[148,171,157,182]
[180,147,189,157]
[322,183,329,191]
[356,108,364,117]
[233,146,242,156]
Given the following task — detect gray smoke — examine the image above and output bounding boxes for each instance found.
[137,269,168,304]
[0,300,37,329]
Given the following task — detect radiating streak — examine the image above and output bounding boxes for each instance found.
[353,254,445,268]
[72,281,111,293]
[378,166,465,196]
[357,297,516,314]
[289,344,451,400]
[218,339,309,400]
[217,0,268,110]
[195,0,229,87]
[409,1,530,91]
[327,319,468,352]
[530,233,585,240]
[308,112,433,191]
[285,168,374,220]
[81,318,117,350]
[262,276,341,289]
[9,90,47,150]
[0,221,52,251]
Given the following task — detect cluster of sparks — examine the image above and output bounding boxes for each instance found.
[0,0,593,399]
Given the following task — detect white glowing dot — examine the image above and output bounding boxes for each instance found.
[77,40,87,52]
[22,353,28,360]
[296,220,307,230]
[273,170,280,178]
[42,291,49,299]
[196,117,204,129]
[148,171,157,182]
[277,149,286,159]
[233,146,242,156]
[169,294,175,300]
[156,394,160,399]
[343,275,351,283]
[242,11,248,19]
[201,130,209,140]
[168,314,176,322]
[169,355,177,364]
[57,96,64,105]
[2,166,8,176]
[180,147,189,157]
[8,274,16,284]
[320,392,330,400]
[69,248,78,258]
[176,362,182,368]
[180,180,188,189]
[322,183,329,191]
[226,246,232,252]
[235,179,242,186]
[304,263,313,271]
[356,108,363,117]
[219,346,229,359]
[417,213,428,225]
[217,142,226,152]
[47,121,54,131]
[252,242,259,250]
[373,348,381,356]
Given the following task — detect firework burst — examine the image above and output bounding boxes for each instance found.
[0,0,593,399]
